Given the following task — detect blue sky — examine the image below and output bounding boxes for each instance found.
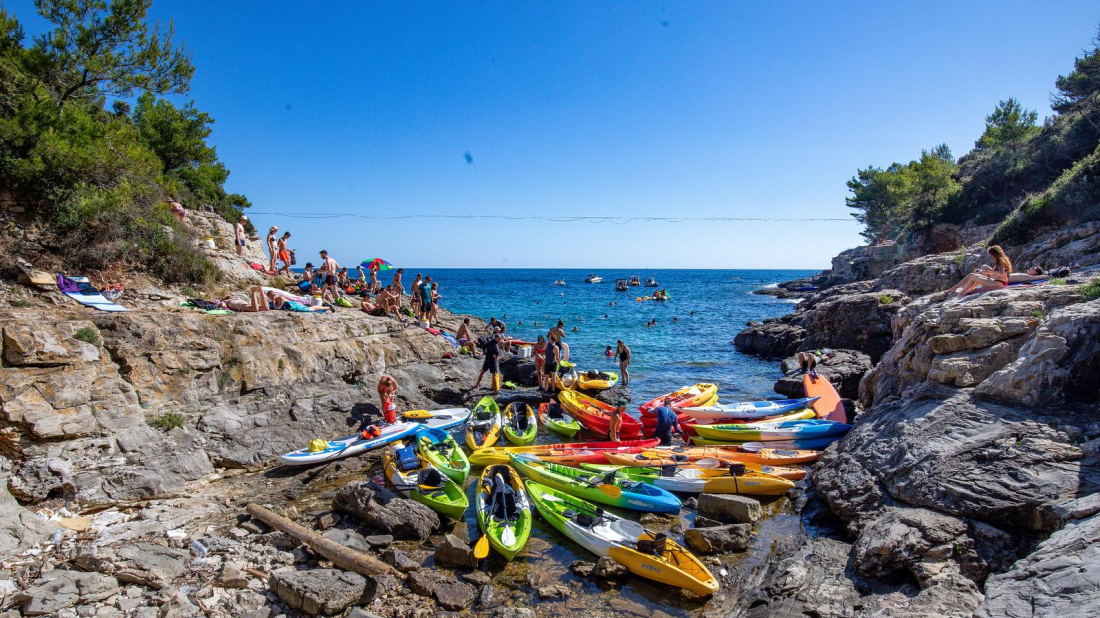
[9,1,1098,269]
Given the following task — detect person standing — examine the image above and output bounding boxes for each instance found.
[276,232,292,276]
[542,336,560,393]
[472,334,503,392]
[378,375,399,424]
[266,226,279,271]
[234,215,248,257]
[419,276,434,324]
[616,340,631,386]
[410,273,423,317]
[653,398,681,446]
[429,282,440,325]
[609,400,627,442]
[393,268,405,297]
[369,263,381,293]
[319,250,341,297]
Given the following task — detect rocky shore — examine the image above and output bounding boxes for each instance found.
[728,223,1100,617]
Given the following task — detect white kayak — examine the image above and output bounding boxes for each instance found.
[677,397,820,421]
[279,409,471,466]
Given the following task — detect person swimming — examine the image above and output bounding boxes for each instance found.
[605,346,614,357]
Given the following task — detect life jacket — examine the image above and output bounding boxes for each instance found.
[360,425,382,440]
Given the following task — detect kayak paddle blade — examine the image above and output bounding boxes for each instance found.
[739,441,765,452]
[598,484,622,498]
[501,524,516,546]
[474,535,490,559]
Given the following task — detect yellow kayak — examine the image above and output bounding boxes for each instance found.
[639,383,719,414]
[465,397,502,451]
[575,370,619,391]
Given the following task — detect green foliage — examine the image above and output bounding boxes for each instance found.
[11,298,33,307]
[1082,280,1100,302]
[975,98,1039,151]
[0,2,248,285]
[152,411,185,430]
[1031,309,1044,319]
[74,326,100,346]
[846,145,959,243]
[1051,277,1067,286]
[993,142,1100,246]
[953,249,966,268]
[31,0,193,108]
[876,293,895,305]
[1053,29,1100,112]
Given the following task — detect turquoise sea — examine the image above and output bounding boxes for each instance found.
[425,268,814,405]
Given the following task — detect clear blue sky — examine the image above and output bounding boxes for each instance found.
[9,1,1098,269]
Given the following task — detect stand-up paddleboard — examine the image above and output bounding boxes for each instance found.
[803,373,846,422]
[279,409,470,466]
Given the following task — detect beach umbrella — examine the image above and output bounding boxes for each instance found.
[361,258,393,271]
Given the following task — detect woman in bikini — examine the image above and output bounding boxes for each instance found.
[949,245,1012,298]
[221,287,271,312]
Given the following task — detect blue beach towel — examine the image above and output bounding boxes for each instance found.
[58,275,130,313]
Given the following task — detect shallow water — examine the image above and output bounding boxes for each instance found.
[291,269,813,615]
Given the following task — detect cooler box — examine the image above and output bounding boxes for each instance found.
[515,345,533,359]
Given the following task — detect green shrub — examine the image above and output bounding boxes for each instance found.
[1081,280,1100,302]
[74,326,100,346]
[1051,278,1067,286]
[10,298,32,308]
[1031,309,1044,319]
[152,411,185,430]
[954,250,966,268]
[876,293,895,305]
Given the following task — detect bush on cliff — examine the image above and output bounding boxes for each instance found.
[847,29,1100,249]
[0,1,248,285]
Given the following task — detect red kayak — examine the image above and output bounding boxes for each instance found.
[558,390,643,438]
[638,383,719,415]
[536,439,662,465]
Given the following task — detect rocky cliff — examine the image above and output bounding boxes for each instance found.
[731,224,1100,617]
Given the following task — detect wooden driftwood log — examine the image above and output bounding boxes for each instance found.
[246,503,401,578]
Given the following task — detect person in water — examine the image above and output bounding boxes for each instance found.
[616,340,631,386]
[378,375,398,423]
[605,345,614,357]
[608,400,626,442]
[948,245,1012,298]
[653,397,681,446]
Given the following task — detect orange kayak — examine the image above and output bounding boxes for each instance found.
[639,383,718,415]
[610,445,820,467]
[558,390,643,438]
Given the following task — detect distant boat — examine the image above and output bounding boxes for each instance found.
[615,279,630,291]
[584,274,603,284]
[554,280,566,286]
[644,276,658,287]
[629,276,641,286]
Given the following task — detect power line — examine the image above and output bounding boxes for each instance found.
[247,212,855,223]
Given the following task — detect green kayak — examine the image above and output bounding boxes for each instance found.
[538,402,581,437]
[475,464,532,560]
[503,402,537,445]
[383,441,469,520]
[417,428,470,483]
[509,454,681,513]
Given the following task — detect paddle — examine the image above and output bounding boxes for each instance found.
[738,442,766,452]
[474,535,490,559]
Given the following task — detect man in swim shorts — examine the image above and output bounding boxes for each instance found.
[472,334,502,392]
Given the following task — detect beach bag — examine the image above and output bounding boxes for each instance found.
[307,439,328,452]
[395,444,419,472]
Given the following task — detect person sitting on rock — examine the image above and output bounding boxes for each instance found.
[947,245,1012,298]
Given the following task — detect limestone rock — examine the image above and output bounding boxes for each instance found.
[697,494,762,524]
[683,523,752,554]
[321,528,371,552]
[16,570,118,616]
[268,568,368,616]
[0,481,56,560]
[434,533,477,569]
[434,579,476,610]
[775,349,872,399]
[592,556,627,579]
[333,482,440,540]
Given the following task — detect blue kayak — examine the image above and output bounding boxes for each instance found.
[689,435,844,450]
[677,396,820,421]
[692,419,851,442]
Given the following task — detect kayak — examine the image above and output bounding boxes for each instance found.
[558,390,643,438]
[510,454,680,513]
[676,397,820,421]
[526,481,717,596]
[575,371,619,391]
[606,445,820,467]
[402,408,473,430]
[466,397,502,451]
[469,439,660,467]
[280,420,424,466]
[382,441,469,520]
[502,403,537,446]
[691,419,851,442]
[689,435,843,450]
[475,464,532,560]
[585,464,795,496]
[553,365,579,391]
[538,402,581,437]
[804,373,847,422]
[598,455,806,481]
[417,427,471,483]
[644,409,816,438]
[639,384,718,415]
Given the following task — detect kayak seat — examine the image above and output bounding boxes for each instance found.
[728,463,747,477]
[660,465,678,477]
[417,467,445,489]
[396,445,419,472]
[576,512,596,527]
[671,454,688,462]
[490,474,518,521]
[637,533,668,556]
[546,403,565,420]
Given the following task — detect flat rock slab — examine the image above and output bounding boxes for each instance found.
[698,494,762,524]
[16,570,118,616]
[334,482,440,540]
[684,523,753,554]
[269,568,368,616]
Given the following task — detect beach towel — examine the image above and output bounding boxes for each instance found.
[440,332,459,348]
[1008,278,1050,287]
[249,262,277,275]
[179,300,232,316]
[58,275,130,312]
[261,286,312,304]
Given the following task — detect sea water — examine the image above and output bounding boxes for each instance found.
[425,268,812,405]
